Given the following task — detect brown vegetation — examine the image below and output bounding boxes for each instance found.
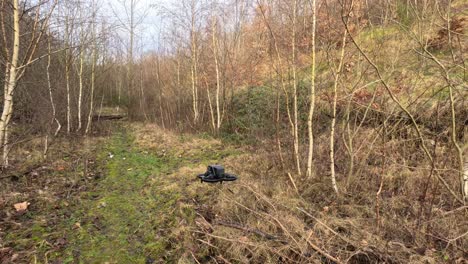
[0,0,467,263]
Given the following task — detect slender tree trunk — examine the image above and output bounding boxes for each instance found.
[442,2,466,202]
[125,0,136,119]
[292,0,301,176]
[44,31,62,159]
[329,30,348,195]
[212,16,222,132]
[139,67,148,121]
[190,0,199,124]
[65,15,71,133]
[464,154,468,202]
[85,1,97,135]
[0,0,19,166]
[307,0,317,178]
[155,57,165,129]
[274,72,285,169]
[448,83,465,202]
[77,18,84,131]
[343,98,354,187]
[77,48,84,131]
[207,83,216,132]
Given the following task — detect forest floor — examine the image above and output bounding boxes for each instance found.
[1,122,241,263]
[1,122,467,263]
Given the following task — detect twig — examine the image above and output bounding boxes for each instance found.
[297,207,355,245]
[190,251,201,264]
[216,255,233,264]
[304,230,343,264]
[215,220,286,243]
[196,239,219,250]
[441,206,468,216]
[449,230,468,243]
[287,172,299,194]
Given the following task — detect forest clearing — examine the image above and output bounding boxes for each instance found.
[0,0,467,263]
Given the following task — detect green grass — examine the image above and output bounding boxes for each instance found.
[60,129,182,263]
[58,125,239,263]
[4,124,241,263]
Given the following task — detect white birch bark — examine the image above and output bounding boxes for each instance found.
[292,0,301,176]
[212,16,222,132]
[190,0,199,123]
[65,14,71,133]
[307,0,317,178]
[330,30,348,195]
[0,0,19,166]
[85,1,97,135]
[44,29,62,158]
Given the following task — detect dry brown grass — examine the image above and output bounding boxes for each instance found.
[135,121,467,263]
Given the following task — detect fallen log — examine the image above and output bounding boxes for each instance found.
[92,114,126,121]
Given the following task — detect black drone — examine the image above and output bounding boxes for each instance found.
[198,165,238,183]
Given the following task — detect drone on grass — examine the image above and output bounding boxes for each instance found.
[197,165,237,183]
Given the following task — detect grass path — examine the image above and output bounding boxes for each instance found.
[64,128,174,263]
[2,123,238,263]
[61,125,232,263]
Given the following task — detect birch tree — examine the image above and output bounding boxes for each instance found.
[62,2,75,134]
[190,0,200,124]
[77,16,85,131]
[44,28,62,159]
[212,15,222,132]
[291,0,301,176]
[329,29,348,195]
[85,0,97,135]
[306,0,317,178]
[0,0,57,166]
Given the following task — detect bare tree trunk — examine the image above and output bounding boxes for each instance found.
[129,0,135,117]
[207,83,216,132]
[0,0,19,166]
[117,76,122,111]
[342,98,354,186]
[85,1,97,135]
[139,67,148,121]
[464,154,468,202]
[329,30,348,195]
[77,47,84,131]
[44,30,62,159]
[306,0,317,178]
[190,4,199,124]
[77,10,85,131]
[65,14,72,134]
[155,57,165,129]
[212,16,222,132]
[292,0,301,176]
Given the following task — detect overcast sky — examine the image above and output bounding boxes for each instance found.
[101,0,172,54]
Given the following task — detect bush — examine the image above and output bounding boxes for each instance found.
[223,85,276,144]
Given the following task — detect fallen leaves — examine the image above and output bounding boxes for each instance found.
[13,201,30,212]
